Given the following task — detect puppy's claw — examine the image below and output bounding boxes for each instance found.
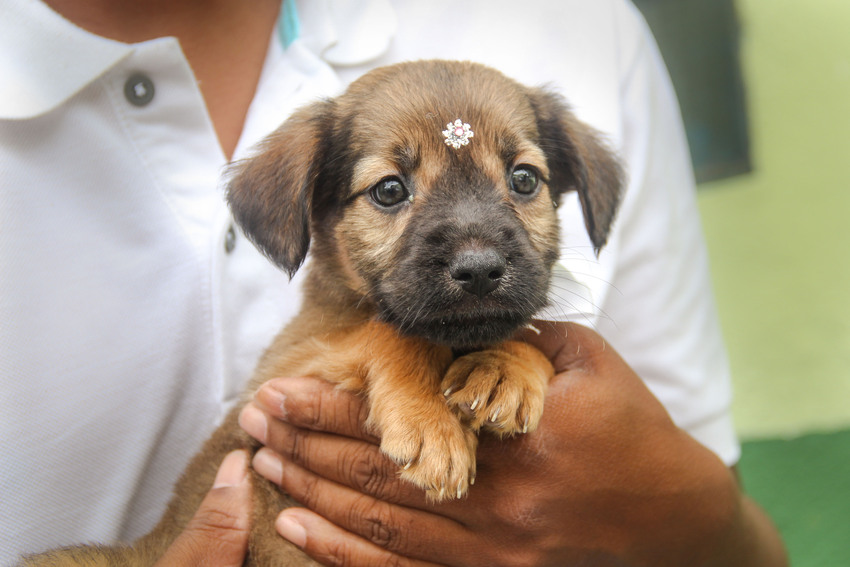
[443,387,454,397]
[490,407,501,422]
[522,415,529,434]
[470,397,480,411]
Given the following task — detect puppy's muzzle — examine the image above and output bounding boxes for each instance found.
[448,246,507,299]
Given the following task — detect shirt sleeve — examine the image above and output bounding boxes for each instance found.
[588,1,741,466]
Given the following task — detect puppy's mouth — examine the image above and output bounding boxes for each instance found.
[397,309,531,349]
[374,283,545,349]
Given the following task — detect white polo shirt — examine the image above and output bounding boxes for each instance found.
[0,0,738,561]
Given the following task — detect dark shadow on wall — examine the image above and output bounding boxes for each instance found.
[633,0,751,183]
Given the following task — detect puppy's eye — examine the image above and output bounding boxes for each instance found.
[370,178,410,208]
[509,166,540,195]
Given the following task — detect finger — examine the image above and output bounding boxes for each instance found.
[242,379,429,505]
[153,450,251,567]
[241,386,455,510]
[252,448,471,565]
[275,507,446,567]
[244,408,428,507]
[252,376,378,442]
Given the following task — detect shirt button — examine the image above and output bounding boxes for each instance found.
[224,225,237,253]
[124,74,155,106]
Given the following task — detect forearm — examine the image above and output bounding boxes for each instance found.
[637,466,787,567]
[711,494,788,567]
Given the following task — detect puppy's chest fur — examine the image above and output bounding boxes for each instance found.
[23,60,622,567]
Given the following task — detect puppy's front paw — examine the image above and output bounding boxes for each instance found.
[442,341,553,436]
[376,407,477,501]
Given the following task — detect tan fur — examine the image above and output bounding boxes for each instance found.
[22,60,623,566]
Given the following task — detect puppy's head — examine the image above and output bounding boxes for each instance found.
[228,61,623,348]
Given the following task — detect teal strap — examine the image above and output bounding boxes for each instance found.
[278,0,300,49]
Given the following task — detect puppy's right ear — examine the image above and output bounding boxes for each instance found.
[226,100,333,278]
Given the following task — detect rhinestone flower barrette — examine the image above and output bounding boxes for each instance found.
[442,119,474,149]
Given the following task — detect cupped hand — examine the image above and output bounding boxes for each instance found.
[239,322,780,567]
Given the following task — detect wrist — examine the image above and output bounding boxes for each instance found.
[624,444,787,567]
[706,493,788,567]
[625,450,740,566]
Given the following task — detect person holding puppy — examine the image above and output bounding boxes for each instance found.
[1,0,786,566]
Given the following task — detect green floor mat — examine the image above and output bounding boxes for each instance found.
[738,429,850,566]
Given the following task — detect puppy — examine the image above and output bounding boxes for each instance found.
[22,60,622,566]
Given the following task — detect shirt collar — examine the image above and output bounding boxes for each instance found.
[0,0,395,120]
[0,0,133,120]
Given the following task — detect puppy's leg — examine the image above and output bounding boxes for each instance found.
[288,320,477,500]
[367,348,480,501]
[442,341,554,437]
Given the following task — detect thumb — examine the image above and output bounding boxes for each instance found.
[154,450,253,567]
[519,321,608,372]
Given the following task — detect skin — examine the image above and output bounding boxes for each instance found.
[240,322,789,567]
[153,450,253,567]
[43,0,280,160]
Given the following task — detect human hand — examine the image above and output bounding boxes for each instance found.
[239,322,785,566]
[152,450,252,567]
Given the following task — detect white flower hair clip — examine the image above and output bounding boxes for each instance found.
[442,119,474,149]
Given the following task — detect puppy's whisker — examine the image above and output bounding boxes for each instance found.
[543,289,613,333]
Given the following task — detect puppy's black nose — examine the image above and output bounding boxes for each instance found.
[449,247,506,298]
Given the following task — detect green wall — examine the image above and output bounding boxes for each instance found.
[698,0,850,439]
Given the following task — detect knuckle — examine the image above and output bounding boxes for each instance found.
[193,506,247,535]
[298,388,325,429]
[296,385,373,439]
[287,424,313,467]
[351,393,377,439]
[318,538,350,567]
[183,508,249,559]
[292,463,323,509]
[326,386,373,440]
[348,496,407,552]
[365,514,399,549]
[345,445,400,498]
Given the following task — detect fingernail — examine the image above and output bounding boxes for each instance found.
[253,448,284,483]
[276,513,307,548]
[238,404,268,444]
[213,450,248,488]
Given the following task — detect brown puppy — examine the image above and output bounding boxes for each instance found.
[22,60,622,566]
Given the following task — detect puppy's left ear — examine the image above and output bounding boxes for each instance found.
[528,89,625,253]
[226,101,333,278]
